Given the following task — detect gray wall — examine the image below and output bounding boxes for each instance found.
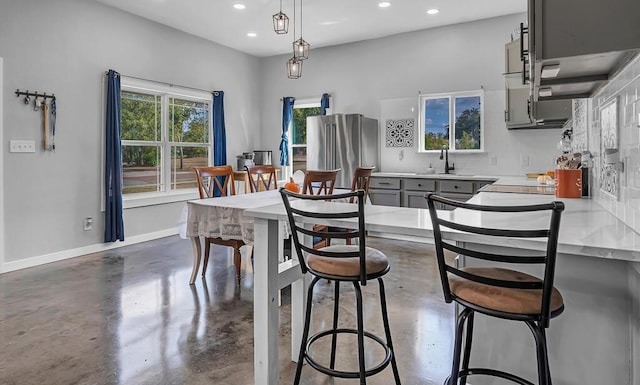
[259,13,562,176]
[0,0,261,264]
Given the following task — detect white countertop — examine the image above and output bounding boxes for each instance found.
[245,176,640,263]
[372,172,498,181]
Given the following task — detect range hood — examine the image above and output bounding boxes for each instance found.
[528,0,640,102]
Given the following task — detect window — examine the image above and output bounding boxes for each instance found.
[120,78,212,199]
[290,100,323,173]
[418,90,483,152]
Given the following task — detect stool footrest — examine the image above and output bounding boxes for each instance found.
[452,368,535,385]
[305,328,392,379]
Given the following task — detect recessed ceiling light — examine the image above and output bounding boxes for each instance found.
[378,2,391,8]
[427,8,439,15]
[233,3,246,10]
[247,32,257,37]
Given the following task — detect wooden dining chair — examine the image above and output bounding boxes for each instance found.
[302,169,340,249]
[244,165,278,192]
[328,166,375,246]
[193,165,245,283]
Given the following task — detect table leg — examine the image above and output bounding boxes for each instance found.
[189,236,202,285]
[253,218,280,385]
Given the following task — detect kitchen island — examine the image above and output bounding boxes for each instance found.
[244,176,640,385]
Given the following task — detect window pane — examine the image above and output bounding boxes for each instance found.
[169,98,210,143]
[292,107,322,145]
[121,91,161,141]
[423,97,450,150]
[171,146,208,190]
[454,96,481,150]
[122,145,161,194]
[292,146,307,173]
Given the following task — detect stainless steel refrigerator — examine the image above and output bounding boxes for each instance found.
[306,114,379,189]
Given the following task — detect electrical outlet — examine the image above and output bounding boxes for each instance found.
[520,154,529,167]
[10,140,36,153]
[83,217,93,231]
[490,156,498,166]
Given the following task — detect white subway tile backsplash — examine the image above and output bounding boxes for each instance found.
[590,54,640,232]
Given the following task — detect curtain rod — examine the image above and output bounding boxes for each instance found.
[104,71,214,94]
[280,93,331,101]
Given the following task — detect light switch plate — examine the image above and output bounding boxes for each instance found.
[9,140,36,153]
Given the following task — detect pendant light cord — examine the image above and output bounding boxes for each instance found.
[299,0,303,39]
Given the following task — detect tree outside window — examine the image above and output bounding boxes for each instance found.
[291,105,322,173]
[419,91,483,152]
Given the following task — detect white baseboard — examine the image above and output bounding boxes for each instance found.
[1,228,178,274]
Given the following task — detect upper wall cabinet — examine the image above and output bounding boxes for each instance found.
[504,24,570,129]
[528,0,640,102]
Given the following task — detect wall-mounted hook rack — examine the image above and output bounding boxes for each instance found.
[15,89,56,101]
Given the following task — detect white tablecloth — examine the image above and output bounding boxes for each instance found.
[179,190,284,245]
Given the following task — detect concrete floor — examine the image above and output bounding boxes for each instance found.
[0,236,455,385]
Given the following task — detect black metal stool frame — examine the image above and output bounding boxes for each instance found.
[426,193,565,385]
[280,188,402,385]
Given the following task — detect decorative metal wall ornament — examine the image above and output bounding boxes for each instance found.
[386,119,415,147]
[272,0,289,34]
[292,0,309,60]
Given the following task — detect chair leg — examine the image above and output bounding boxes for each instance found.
[527,321,551,385]
[330,281,340,369]
[459,311,475,385]
[377,278,402,385]
[352,282,367,385]
[447,308,473,385]
[202,240,211,276]
[294,276,320,385]
[233,245,242,284]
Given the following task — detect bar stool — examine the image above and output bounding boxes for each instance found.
[280,188,402,385]
[425,193,565,385]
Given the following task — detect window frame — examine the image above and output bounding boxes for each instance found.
[119,77,213,208]
[417,90,484,154]
[288,97,330,172]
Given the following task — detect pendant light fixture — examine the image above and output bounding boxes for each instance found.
[286,0,302,78]
[292,0,310,60]
[272,0,289,34]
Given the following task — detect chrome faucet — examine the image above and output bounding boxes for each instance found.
[439,145,455,174]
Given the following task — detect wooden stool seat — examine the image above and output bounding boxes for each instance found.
[450,267,564,316]
[308,245,389,278]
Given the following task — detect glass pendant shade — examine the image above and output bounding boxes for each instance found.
[272,12,289,34]
[293,38,310,60]
[286,56,302,79]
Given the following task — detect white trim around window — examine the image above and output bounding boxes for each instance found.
[418,90,484,153]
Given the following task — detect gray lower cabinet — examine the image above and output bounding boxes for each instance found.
[369,177,402,207]
[370,176,494,208]
[403,178,437,209]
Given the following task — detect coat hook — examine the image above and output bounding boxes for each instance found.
[24,91,31,105]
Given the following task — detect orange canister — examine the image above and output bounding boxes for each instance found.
[554,169,582,198]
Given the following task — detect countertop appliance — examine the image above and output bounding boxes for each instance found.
[236,152,254,170]
[253,150,272,165]
[306,113,378,189]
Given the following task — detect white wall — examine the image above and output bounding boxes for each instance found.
[259,13,563,176]
[0,0,262,265]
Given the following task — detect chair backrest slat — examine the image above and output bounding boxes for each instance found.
[426,193,564,327]
[193,166,236,198]
[245,165,277,193]
[350,166,375,203]
[303,169,340,195]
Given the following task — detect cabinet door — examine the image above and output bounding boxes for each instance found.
[506,87,532,127]
[403,190,429,209]
[369,189,401,207]
[433,193,473,210]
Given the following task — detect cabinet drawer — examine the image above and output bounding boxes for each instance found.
[403,179,436,192]
[370,177,401,189]
[439,180,474,194]
[369,189,401,207]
